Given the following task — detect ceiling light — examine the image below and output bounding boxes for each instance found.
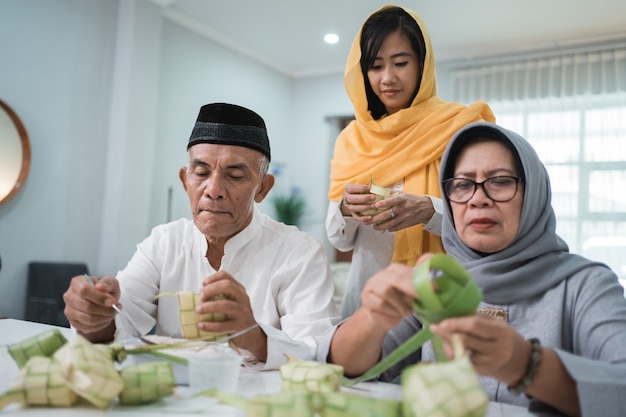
[324,33,339,44]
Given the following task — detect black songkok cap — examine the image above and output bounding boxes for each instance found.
[187,102,271,161]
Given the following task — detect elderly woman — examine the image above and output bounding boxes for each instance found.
[318,122,626,416]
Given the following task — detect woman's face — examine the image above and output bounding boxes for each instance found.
[366,30,420,115]
[450,139,524,254]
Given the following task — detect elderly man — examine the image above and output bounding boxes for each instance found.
[64,103,338,369]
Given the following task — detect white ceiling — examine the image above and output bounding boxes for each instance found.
[150,0,626,78]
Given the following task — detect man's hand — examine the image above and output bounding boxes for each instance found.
[197,270,267,360]
[63,275,119,342]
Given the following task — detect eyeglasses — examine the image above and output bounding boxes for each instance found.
[442,176,522,203]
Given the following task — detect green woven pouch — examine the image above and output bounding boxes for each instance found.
[118,361,176,405]
[247,392,318,417]
[0,356,77,409]
[7,328,67,368]
[321,392,402,417]
[280,357,344,393]
[53,335,124,409]
[402,336,488,417]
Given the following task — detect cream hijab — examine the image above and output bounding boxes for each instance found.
[440,122,604,304]
[328,5,495,266]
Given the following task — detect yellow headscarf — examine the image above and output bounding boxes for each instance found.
[328,5,495,266]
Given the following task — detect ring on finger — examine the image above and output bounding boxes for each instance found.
[390,208,396,219]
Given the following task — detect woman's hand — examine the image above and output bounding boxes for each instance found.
[360,263,418,330]
[340,184,435,233]
[368,192,435,232]
[340,183,377,217]
[330,262,416,376]
[429,315,530,385]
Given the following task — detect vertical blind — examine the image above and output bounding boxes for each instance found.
[449,43,626,290]
[451,46,626,102]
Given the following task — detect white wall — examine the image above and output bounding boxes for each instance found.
[289,74,352,253]
[98,0,164,276]
[0,0,118,319]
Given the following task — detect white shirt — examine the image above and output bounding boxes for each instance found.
[326,180,443,319]
[115,207,339,370]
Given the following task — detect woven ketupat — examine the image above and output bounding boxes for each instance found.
[118,361,176,405]
[0,356,77,409]
[401,337,488,417]
[204,389,402,417]
[321,392,402,417]
[53,335,124,409]
[177,291,227,341]
[246,392,317,417]
[7,328,67,369]
[280,358,344,393]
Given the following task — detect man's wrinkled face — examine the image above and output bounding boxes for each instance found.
[179,144,272,240]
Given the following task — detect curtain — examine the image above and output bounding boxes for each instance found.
[449,43,626,290]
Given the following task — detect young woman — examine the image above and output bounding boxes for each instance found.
[321,122,626,416]
[326,5,495,318]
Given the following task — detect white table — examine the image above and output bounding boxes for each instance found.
[0,319,535,416]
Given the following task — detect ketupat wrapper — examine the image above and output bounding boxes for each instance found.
[201,363,402,417]
[343,253,482,387]
[53,334,124,409]
[7,328,67,369]
[321,392,402,417]
[118,361,177,405]
[197,389,317,417]
[0,356,77,409]
[411,253,482,361]
[204,389,401,417]
[247,392,319,417]
[280,356,344,393]
[196,389,248,410]
[401,336,488,417]
[157,291,228,341]
[361,179,391,216]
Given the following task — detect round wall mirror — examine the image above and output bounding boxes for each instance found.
[0,99,31,205]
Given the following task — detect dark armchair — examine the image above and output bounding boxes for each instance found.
[25,261,89,327]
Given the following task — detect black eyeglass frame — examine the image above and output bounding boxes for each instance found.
[442,175,523,204]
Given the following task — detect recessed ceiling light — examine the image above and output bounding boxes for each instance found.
[324,33,339,44]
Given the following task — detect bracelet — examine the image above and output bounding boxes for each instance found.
[507,338,542,395]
